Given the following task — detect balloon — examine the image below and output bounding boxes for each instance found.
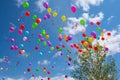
[9,27,15,32]
[82,33,87,37]
[44,15,47,20]
[80,19,86,25]
[38,34,42,38]
[46,35,49,39]
[107,32,111,36]
[64,35,68,41]
[47,41,51,46]
[32,15,37,20]
[20,44,24,47]
[20,24,25,30]
[58,27,63,32]
[18,29,23,34]
[83,41,88,47]
[47,71,50,75]
[19,49,25,54]
[88,37,93,43]
[25,31,29,35]
[61,15,66,22]
[36,68,40,72]
[36,18,41,24]
[14,45,18,50]
[53,12,58,17]
[43,41,47,46]
[68,35,72,40]
[11,38,15,42]
[58,37,62,41]
[35,46,39,50]
[40,38,44,42]
[102,29,106,33]
[96,21,100,26]
[32,22,38,28]
[23,2,29,9]
[85,50,88,54]
[41,30,46,36]
[25,11,30,16]
[27,68,31,72]
[43,2,48,9]
[47,8,52,13]
[90,22,94,25]
[23,36,27,41]
[50,47,54,50]
[37,39,41,43]
[46,13,51,19]
[71,5,76,13]
[91,31,96,37]
[10,45,14,50]
[97,27,101,31]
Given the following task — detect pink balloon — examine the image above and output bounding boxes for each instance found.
[9,27,15,32]
[90,22,94,25]
[18,29,23,34]
[71,6,76,13]
[23,36,27,41]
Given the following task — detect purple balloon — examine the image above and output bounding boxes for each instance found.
[91,31,96,37]
[68,35,72,40]
[11,38,15,42]
[47,41,51,46]
[43,2,48,9]
[44,15,47,20]
[58,37,62,41]
[46,13,51,19]
[10,45,14,50]
[40,38,44,42]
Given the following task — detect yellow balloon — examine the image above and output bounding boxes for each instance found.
[61,15,66,22]
[88,37,93,43]
[47,8,52,13]
[100,33,104,36]
[53,12,58,17]
[58,34,62,37]
[83,41,88,47]
[50,47,54,51]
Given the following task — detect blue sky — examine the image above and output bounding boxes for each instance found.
[0,0,120,80]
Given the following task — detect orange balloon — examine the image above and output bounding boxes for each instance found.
[83,41,88,47]
[46,35,50,39]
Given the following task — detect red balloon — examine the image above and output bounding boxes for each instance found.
[82,33,87,37]
[78,49,82,52]
[36,18,41,24]
[25,11,30,16]
[48,78,50,80]
[27,68,31,72]
[107,32,111,36]
[20,24,25,30]
[35,46,39,50]
[47,71,50,74]
[96,21,100,26]
[68,57,72,61]
[32,74,34,77]
[65,75,68,78]
[101,37,105,41]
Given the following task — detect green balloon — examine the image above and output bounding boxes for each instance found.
[36,68,40,72]
[32,15,37,20]
[43,41,47,46]
[97,27,101,31]
[41,30,46,36]
[23,2,29,9]
[80,19,85,25]
[32,22,38,28]
[37,39,41,43]
[58,27,63,32]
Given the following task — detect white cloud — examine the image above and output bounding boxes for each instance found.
[16,0,28,7]
[82,12,104,23]
[93,29,120,55]
[63,12,104,35]
[29,75,74,80]
[42,59,50,65]
[73,0,104,11]
[107,16,114,24]
[53,51,62,58]
[35,0,48,13]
